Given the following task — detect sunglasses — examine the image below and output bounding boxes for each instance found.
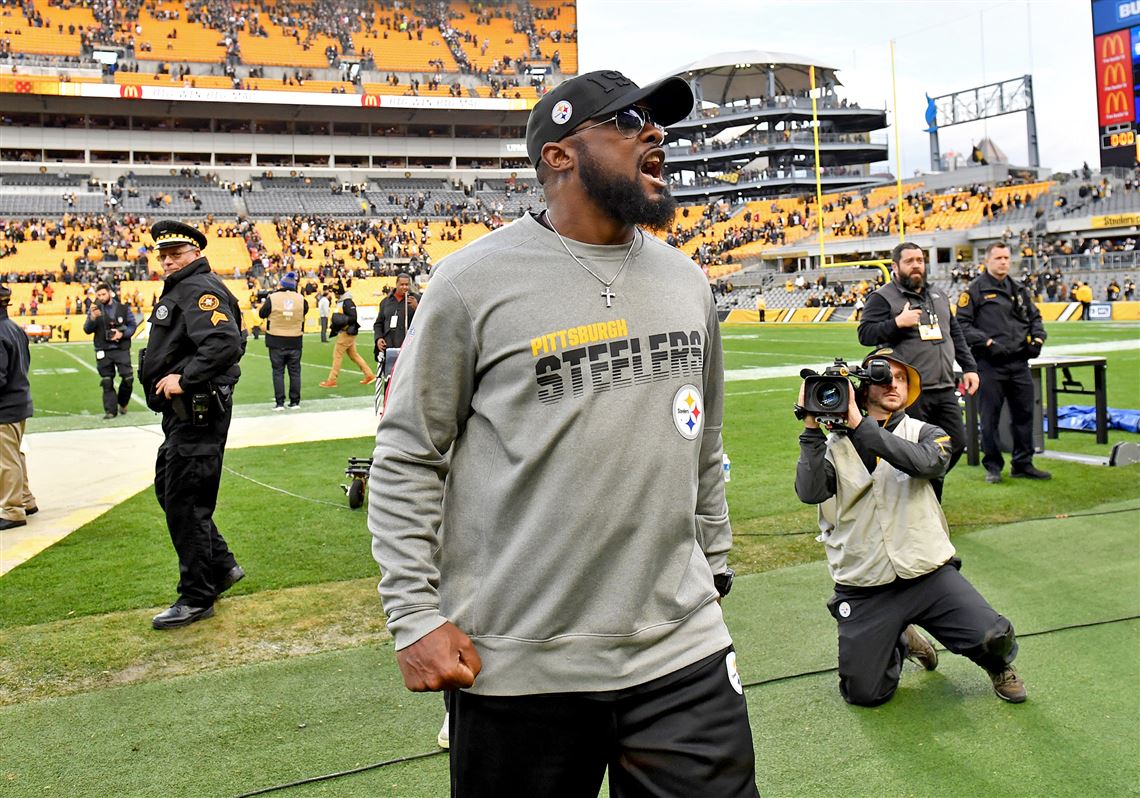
[569,106,666,141]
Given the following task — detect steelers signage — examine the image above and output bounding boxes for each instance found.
[672,384,704,440]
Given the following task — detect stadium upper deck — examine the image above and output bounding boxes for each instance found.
[0,0,577,84]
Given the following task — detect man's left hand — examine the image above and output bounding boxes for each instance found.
[109,330,123,342]
[156,374,184,398]
[961,371,979,395]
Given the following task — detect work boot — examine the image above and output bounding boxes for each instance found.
[985,469,1002,484]
[903,625,938,671]
[1011,465,1052,480]
[319,379,337,388]
[989,666,1027,702]
[361,374,376,385]
[118,404,128,415]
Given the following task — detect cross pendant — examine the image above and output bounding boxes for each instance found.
[601,286,616,308]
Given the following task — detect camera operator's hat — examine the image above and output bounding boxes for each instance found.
[526,70,694,166]
[150,220,207,251]
[863,347,922,408]
[280,271,298,290]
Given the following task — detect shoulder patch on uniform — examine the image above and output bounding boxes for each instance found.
[155,304,170,320]
[958,292,970,308]
[198,294,220,312]
[209,310,229,326]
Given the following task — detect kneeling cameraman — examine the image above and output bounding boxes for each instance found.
[794,348,1026,705]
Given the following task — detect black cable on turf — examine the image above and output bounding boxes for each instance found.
[230,614,1140,798]
[231,750,447,798]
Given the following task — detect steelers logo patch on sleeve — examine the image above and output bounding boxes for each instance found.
[198,294,221,312]
[957,292,970,308]
[672,384,704,440]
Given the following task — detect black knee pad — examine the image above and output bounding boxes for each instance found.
[121,376,134,392]
[100,376,115,391]
[982,618,1016,658]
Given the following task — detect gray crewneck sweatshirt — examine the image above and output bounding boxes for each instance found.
[369,213,734,696]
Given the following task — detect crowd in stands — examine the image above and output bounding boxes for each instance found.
[2,0,577,96]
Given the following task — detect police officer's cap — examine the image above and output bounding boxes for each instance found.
[0,283,10,305]
[150,220,207,251]
[862,347,922,408]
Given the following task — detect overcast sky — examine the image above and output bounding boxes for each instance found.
[575,0,1096,175]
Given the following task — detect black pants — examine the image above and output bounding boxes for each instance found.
[449,647,758,798]
[154,399,238,606]
[319,316,328,342]
[828,562,1017,707]
[96,349,133,415]
[268,346,302,406]
[908,386,965,500]
[976,359,1035,473]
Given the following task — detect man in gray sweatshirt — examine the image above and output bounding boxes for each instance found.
[369,70,758,796]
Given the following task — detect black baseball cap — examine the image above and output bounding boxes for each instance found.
[526,70,694,166]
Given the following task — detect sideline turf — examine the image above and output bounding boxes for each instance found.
[1,502,1136,797]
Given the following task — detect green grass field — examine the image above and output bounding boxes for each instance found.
[2,322,1138,797]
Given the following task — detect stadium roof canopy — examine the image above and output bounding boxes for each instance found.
[664,50,842,106]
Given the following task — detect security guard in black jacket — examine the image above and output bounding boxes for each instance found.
[141,221,247,629]
[858,243,979,499]
[83,282,138,419]
[956,242,1050,483]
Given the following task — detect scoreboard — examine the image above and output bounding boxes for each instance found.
[1092,0,1140,167]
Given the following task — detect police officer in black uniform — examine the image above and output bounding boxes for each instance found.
[141,221,247,629]
[84,282,138,419]
[858,242,978,499]
[956,241,1050,483]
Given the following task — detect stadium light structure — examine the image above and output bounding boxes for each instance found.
[925,75,1039,171]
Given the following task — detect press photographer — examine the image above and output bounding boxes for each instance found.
[794,348,1026,706]
[83,283,138,420]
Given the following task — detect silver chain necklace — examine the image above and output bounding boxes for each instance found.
[545,211,639,308]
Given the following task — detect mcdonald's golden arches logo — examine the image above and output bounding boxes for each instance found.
[1105,90,1131,119]
[360,94,379,108]
[1101,30,1127,60]
[1104,61,1128,90]
[119,85,142,100]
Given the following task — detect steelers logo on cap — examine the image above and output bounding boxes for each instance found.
[551,100,573,125]
[672,384,703,440]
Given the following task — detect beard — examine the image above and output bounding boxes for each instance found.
[577,142,677,231]
[900,271,926,292]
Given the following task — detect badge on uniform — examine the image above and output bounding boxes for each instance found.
[958,293,970,308]
[155,305,170,321]
[198,294,220,311]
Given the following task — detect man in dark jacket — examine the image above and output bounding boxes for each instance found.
[956,242,1049,483]
[84,282,138,419]
[140,221,246,629]
[373,273,418,376]
[320,289,375,388]
[858,243,978,498]
[0,284,37,530]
